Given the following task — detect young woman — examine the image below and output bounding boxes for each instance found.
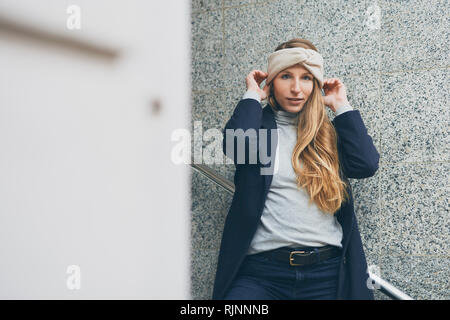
[212,38,380,300]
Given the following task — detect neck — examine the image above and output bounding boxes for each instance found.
[274,108,299,126]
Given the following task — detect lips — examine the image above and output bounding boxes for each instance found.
[287,98,303,101]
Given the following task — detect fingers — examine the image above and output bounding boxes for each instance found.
[253,70,268,76]
[255,71,268,84]
[323,78,343,88]
[324,78,338,84]
[248,70,268,80]
[246,70,269,92]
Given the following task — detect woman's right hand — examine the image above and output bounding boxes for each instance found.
[245,70,270,101]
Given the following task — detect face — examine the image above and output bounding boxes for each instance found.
[272,64,314,113]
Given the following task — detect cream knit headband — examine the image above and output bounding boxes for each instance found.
[266,47,324,88]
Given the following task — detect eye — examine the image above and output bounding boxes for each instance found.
[281,74,290,79]
[303,75,312,80]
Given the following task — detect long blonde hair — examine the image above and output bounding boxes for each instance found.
[268,38,349,214]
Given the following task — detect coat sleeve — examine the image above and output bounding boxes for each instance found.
[222,98,263,166]
[332,110,380,179]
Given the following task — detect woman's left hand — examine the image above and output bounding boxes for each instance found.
[322,78,350,113]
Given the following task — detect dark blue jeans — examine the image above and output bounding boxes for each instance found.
[224,249,342,300]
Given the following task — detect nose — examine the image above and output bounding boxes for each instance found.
[291,78,302,93]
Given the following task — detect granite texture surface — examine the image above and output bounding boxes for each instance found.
[190,0,449,300]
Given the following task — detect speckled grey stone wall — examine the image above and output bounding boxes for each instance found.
[190,0,449,300]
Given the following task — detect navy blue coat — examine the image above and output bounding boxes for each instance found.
[212,98,380,300]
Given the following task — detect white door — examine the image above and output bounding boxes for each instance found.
[0,0,190,299]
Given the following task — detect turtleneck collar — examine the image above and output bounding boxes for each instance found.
[273,108,299,126]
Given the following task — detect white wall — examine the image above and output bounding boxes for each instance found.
[0,0,191,299]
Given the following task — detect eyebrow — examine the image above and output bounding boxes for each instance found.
[282,70,313,76]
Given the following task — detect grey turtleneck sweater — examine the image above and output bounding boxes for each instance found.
[241,90,352,254]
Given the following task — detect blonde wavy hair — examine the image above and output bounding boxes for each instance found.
[267,38,349,214]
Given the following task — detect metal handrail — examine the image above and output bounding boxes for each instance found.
[190,163,414,300]
[190,163,235,195]
[369,271,413,300]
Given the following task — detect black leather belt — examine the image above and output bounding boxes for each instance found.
[254,245,342,266]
